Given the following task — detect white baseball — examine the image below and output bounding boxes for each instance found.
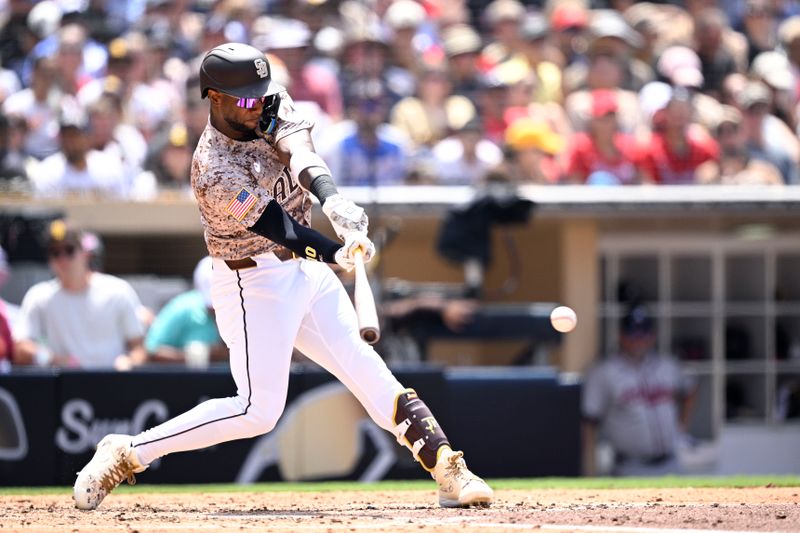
[550,306,577,333]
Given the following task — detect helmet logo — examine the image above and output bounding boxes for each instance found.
[254,58,269,79]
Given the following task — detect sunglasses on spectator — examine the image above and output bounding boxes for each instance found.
[48,245,77,259]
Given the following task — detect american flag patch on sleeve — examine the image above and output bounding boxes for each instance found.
[226,188,258,221]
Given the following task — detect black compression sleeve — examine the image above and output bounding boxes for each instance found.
[308,174,339,206]
[248,200,341,263]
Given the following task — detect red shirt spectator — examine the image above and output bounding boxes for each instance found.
[637,128,719,184]
[564,89,640,184]
[565,132,641,184]
[637,89,720,184]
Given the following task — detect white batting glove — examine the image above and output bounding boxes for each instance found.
[322,194,368,240]
[334,232,375,272]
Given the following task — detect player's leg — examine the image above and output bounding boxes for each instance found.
[74,257,307,510]
[293,261,493,507]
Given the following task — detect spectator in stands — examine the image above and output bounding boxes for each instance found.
[740,0,778,66]
[390,63,477,152]
[50,23,97,97]
[518,13,563,104]
[338,21,411,108]
[144,256,227,368]
[779,16,800,103]
[382,0,430,84]
[441,24,484,105]
[431,117,503,186]
[87,92,150,198]
[476,72,512,146]
[28,104,127,197]
[322,78,410,186]
[257,18,343,122]
[563,34,644,136]
[2,55,61,160]
[503,116,564,184]
[694,8,741,100]
[138,122,192,196]
[582,305,697,477]
[14,220,146,370]
[0,113,32,187]
[479,0,527,71]
[696,105,784,185]
[749,51,798,132]
[549,3,589,68]
[563,89,642,185]
[736,80,800,184]
[564,10,652,94]
[637,85,719,184]
[655,45,723,133]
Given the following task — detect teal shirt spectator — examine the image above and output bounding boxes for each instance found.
[145,290,220,353]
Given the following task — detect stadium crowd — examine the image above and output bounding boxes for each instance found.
[0,0,799,193]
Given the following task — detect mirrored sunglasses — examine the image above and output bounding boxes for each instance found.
[235,96,266,109]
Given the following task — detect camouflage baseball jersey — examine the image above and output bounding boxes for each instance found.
[191,93,314,260]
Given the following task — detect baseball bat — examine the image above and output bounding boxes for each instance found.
[353,249,381,344]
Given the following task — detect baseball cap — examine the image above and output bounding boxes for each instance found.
[591,89,618,118]
[193,256,213,307]
[657,46,702,84]
[485,0,526,26]
[621,306,654,335]
[778,15,800,47]
[505,117,564,155]
[441,24,482,57]
[520,13,549,41]
[750,51,794,92]
[47,219,83,249]
[736,81,771,109]
[551,4,588,31]
[384,0,426,30]
[639,81,673,121]
[588,10,642,48]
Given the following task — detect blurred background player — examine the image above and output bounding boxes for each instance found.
[582,305,697,477]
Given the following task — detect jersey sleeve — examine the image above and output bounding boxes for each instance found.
[272,92,314,143]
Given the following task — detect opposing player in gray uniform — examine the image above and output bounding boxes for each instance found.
[73,43,493,510]
[582,306,697,476]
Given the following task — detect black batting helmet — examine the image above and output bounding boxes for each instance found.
[199,42,285,99]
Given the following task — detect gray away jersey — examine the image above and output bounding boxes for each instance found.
[191,93,314,260]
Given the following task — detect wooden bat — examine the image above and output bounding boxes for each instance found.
[353,249,380,344]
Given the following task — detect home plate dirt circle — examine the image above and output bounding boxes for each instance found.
[1,486,797,532]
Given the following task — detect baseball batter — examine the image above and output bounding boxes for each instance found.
[73,43,492,510]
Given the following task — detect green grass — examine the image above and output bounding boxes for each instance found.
[1,476,798,496]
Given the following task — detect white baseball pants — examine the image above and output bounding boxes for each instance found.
[132,252,405,466]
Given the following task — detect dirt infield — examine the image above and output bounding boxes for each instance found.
[1,486,798,532]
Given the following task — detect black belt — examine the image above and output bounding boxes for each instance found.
[223,248,296,270]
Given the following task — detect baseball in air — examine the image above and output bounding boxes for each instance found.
[550,306,577,333]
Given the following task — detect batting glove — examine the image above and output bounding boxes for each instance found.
[322,194,368,240]
[334,232,375,272]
